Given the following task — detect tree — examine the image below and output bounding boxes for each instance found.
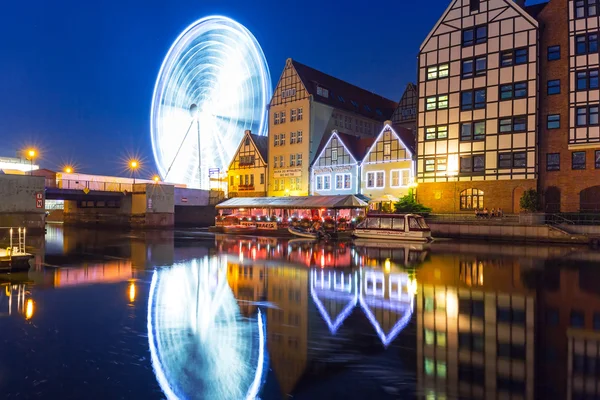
[393,190,432,214]
[519,189,541,213]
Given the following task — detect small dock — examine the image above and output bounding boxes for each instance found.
[0,227,34,272]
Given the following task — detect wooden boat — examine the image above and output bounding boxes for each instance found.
[353,214,432,242]
[288,226,331,240]
[222,225,257,234]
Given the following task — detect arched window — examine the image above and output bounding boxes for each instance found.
[460,188,484,210]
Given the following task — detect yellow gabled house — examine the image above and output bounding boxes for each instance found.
[227,130,268,198]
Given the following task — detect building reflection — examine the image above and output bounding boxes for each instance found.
[415,254,536,400]
[0,283,35,320]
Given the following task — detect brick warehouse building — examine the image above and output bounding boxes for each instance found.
[415,0,600,214]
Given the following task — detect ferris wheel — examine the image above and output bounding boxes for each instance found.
[151,16,272,189]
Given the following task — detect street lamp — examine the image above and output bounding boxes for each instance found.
[153,175,160,183]
[25,149,36,175]
[64,166,73,174]
[129,160,139,185]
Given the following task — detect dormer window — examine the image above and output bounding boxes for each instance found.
[316,86,329,98]
[351,100,359,108]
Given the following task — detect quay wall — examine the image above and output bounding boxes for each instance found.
[174,205,217,227]
[0,175,45,232]
[429,222,590,245]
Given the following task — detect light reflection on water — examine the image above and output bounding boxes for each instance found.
[2,226,600,399]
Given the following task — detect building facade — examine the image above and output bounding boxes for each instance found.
[537,0,600,212]
[227,130,268,198]
[416,0,539,213]
[310,131,372,196]
[391,83,418,133]
[361,123,416,205]
[267,58,396,196]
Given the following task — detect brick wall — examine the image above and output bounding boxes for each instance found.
[538,0,600,212]
[417,179,536,214]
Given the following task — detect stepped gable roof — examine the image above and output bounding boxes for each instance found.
[249,133,268,162]
[290,59,397,122]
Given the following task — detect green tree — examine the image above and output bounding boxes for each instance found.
[519,189,541,212]
[393,190,432,214]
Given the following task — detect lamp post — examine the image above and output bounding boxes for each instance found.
[26,149,36,175]
[64,166,73,174]
[129,160,139,185]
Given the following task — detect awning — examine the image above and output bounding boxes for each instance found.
[370,194,399,203]
[216,195,369,210]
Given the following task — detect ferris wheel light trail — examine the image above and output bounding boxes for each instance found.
[151,16,272,189]
[147,256,268,400]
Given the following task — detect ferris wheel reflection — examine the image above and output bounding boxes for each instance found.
[147,256,268,400]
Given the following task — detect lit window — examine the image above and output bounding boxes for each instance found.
[437,158,447,171]
[384,143,391,156]
[323,175,331,190]
[460,188,484,210]
[427,63,449,80]
[336,174,343,189]
[344,174,351,189]
[376,171,384,188]
[425,126,448,140]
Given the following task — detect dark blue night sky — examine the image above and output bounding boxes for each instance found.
[0,0,545,176]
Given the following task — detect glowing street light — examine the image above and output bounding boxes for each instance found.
[129,159,140,185]
[153,175,160,183]
[25,148,37,175]
[64,166,73,174]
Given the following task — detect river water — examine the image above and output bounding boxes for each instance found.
[1,225,599,399]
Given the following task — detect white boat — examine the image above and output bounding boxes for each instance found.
[288,226,330,240]
[353,213,432,242]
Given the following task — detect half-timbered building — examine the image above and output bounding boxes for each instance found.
[361,122,416,207]
[416,0,540,213]
[391,83,418,133]
[310,131,373,196]
[227,130,268,198]
[267,58,396,196]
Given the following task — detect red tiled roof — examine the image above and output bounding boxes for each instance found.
[290,59,397,122]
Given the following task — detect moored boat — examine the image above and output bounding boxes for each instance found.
[222,225,257,234]
[353,213,432,242]
[288,226,330,240]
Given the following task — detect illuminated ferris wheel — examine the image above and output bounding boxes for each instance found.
[151,16,272,189]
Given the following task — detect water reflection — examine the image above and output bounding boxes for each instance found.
[6,226,600,399]
[147,256,267,400]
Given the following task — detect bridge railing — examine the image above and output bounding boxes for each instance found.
[47,179,133,193]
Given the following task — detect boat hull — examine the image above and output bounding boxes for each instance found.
[222,226,257,234]
[288,226,319,239]
[353,229,432,242]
